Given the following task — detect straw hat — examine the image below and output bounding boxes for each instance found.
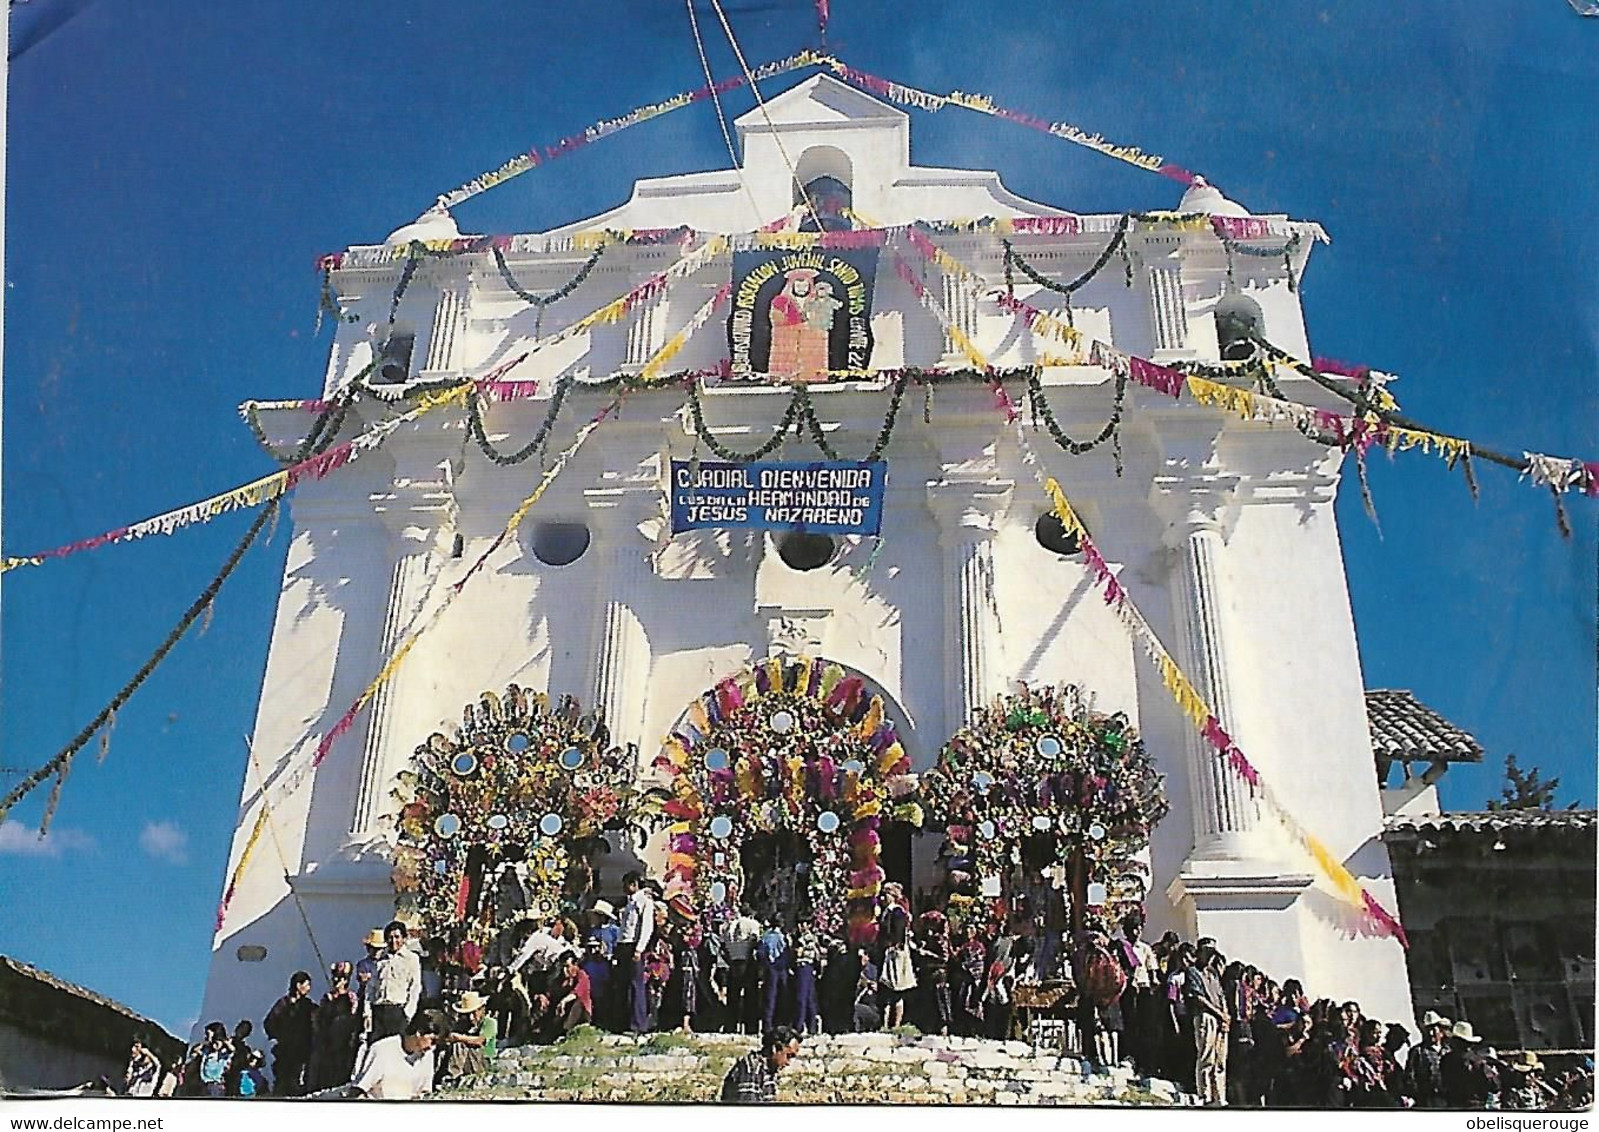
[454,991,488,1014]
[1421,1010,1452,1029]
[1450,1020,1482,1043]
[362,929,386,948]
[1511,1052,1543,1073]
[590,899,616,920]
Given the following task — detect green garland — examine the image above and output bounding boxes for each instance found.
[687,385,806,462]
[796,373,911,462]
[1024,366,1128,457]
[493,244,605,308]
[466,377,573,466]
[1000,212,1133,301]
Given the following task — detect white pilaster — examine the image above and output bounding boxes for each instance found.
[1148,263,1189,352]
[422,284,467,374]
[585,487,660,749]
[926,479,1013,735]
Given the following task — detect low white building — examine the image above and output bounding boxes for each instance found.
[202,75,1413,1030]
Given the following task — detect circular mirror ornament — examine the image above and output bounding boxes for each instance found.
[1036,735,1063,758]
[704,748,731,772]
[486,813,509,831]
[1088,822,1107,842]
[978,819,997,840]
[1086,882,1109,906]
[559,747,584,772]
[539,813,564,837]
[434,813,462,838]
[709,815,734,840]
[450,752,479,777]
[1031,814,1052,832]
[842,759,865,775]
[972,771,995,794]
[709,881,728,905]
[432,859,449,876]
[817,811,841,834]
[768,710,796,734]
[505,732,532,754]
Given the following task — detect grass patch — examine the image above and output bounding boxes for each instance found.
[890,1024,923,1038]
[1116,1086,1168,1106]
[639,1030,696,1053]
[553,1025,607,1056]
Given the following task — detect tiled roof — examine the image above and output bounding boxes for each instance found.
[1386,809,1598,835]
[0,954,177,1038]
[1366,689,1485,764]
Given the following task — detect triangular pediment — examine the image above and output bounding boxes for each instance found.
[734,73,906,132]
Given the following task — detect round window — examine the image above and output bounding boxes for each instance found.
[1035,511,1082,556]
[531,522,591,566]
[776,531,836,571]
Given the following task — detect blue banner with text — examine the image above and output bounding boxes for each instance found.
[669,460,887,536]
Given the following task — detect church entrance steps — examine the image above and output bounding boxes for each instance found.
[435,1028,1198,1105]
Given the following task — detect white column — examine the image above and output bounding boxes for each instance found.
[348,519,441,839]
[1149,264,1189,352]
[585,488,659,749]
[1164,501,1264,861]
[423,285,465,373]
[927,480,1013,735]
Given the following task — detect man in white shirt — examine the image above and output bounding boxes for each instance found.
[369,919,422,1042]
[508,916,570,999]
[720,906,763,1034]
[348,1011,447,1099]
[615,872,655,1033]
[1116,914,1161,1073]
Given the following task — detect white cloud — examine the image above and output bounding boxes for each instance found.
[138,820,189,865]
[0,819,96,857]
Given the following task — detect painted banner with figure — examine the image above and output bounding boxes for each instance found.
[670,460,887,536]
[728,247,879,380]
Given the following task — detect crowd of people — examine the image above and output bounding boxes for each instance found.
[129,875,1594,1108]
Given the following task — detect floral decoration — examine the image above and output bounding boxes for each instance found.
[922,683,1168,926]
[646,656,923,946]
[389,685,641,946]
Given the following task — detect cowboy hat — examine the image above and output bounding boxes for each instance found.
[1450,1020,1482,1043]
[362,929,386,948]
[454,991,488,1014]
[1511,1052,1543,1073]
[590,899,616,920]
[1421,1010,1452,1029]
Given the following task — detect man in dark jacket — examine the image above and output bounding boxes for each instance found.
[719,1025,801,1103]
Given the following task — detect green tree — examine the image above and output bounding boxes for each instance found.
[1485,754,1578,811]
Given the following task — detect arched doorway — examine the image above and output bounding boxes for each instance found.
[921,684,1169,961]
[388,686,644,963]
[646,655,924,945]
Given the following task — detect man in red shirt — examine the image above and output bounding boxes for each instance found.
[533,952,591,1041]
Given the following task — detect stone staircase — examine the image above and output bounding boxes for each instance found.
[439,1028,1198,1105]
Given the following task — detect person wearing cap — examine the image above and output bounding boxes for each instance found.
[1441,1019,1499,1108]
[1508,1051,1556,1110]
[354,928,385,1038]
[1185,938,1230,1105]
[347,1010,448,1099]
[310,962,361,1091]
[369,919,423,1043]
[440,991,497,1084]
[1410,1011,1452,1108]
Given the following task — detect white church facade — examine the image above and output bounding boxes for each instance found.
[202,75,1413,1029]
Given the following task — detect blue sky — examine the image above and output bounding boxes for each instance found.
[2,1,1594,1035]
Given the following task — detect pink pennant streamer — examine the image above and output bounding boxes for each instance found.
[1210,216,1273,241]
[1363,890,1410,948]
[1011,216,1083,236]
[994,290,1041,329]
[1582,462,1599,497]
[904,226,938,262]
[1313,355,1372,381]
[893,255,928,299]
[990,379,1018,422]
[818,228,889,249]
[1157,164,1198,186]
[1129,354,1185,398]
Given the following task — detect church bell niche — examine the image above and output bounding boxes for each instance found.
[645,656,925,946]
[922,684,1170,956]
[388,686,643,963]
